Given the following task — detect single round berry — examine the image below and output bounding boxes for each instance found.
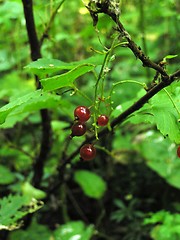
[80,144,96,161]
[177,146,180,158]
[71,122,87,137]
[97,114,109,126]
[74,106,91,122]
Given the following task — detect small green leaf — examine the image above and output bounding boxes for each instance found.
[0,165,16,185]
[21,182,47,200]
[54,221,94,240]
[40,64,94,91]
[163,54,178,60]
[74,170,107,199]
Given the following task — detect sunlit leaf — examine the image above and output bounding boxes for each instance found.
[40,64,94,91]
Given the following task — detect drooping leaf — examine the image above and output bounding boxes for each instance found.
[74,170,107,199]
[0,90,61,124]
[40,64,94,91]
[54,221,94,240]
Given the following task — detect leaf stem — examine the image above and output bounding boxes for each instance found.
[163,88,180,116]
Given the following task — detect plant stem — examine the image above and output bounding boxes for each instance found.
[22,0,52,189]
[139,0,151,80]
[40,0,66,46]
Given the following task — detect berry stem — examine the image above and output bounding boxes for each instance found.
[112,80,147,89]
[73,86,93,104]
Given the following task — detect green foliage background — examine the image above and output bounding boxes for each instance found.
[0,0,179,239]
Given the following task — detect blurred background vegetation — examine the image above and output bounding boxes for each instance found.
[0,0,180,239]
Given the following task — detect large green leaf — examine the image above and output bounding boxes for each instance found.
[0,90,61,124]
[74,170,107,199]
[54,221,94,240]
[126,83,180,144]
[0,195,43,230]
[24,58,73,77]
[150,85,180,144]
[40,64,94,91]
[24,56,103,78]
[136,131,180,189]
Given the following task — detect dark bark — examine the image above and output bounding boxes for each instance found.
[22,0,52,188]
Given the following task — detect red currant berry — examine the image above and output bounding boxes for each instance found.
[177,146,180,158]
[97,114,109,126]
[80,144,96,161]
[74,106,91,122]
[71,122,86,137]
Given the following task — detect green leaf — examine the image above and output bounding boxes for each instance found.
[40,64,94,91]
[150,86,180,143]
[143,211,168,225]
[21,182,47,200]
[24,56,104,78]
[163,54,178,60]
[128,83,180,144]
[74,170,107,199]
[0,165,16,185]
[24,58,73,77]
[0,90,61,124]
[9,221,52,240]
[54,221,94,240]
[0,195,43,230]
[136,131,180,189]
[144,211,180,240]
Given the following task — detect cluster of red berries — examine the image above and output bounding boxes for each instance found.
[70,106,109,161]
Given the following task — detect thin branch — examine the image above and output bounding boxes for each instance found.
[86,1,168,77]
[22,0,52,189]
[22,0,41,61]
[115,18,168,77]
[39,0,66,46]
